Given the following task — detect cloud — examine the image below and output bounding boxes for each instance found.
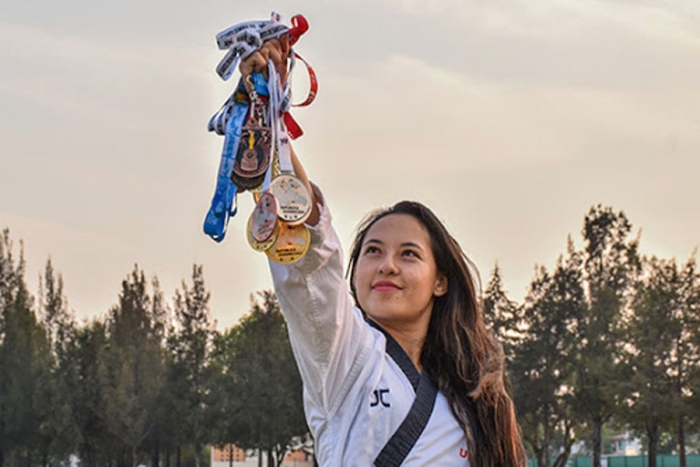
[0,21,211,130]
[379,0,700,46]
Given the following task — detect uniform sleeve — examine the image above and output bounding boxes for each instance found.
[268,187,375,417]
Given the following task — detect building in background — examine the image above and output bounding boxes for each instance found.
[609,432,641,457]
[210,444,314,467]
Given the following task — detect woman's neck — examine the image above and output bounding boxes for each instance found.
[377,321,427,372]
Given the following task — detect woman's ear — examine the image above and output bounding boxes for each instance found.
[434,274,448,297]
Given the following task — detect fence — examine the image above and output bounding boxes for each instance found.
[607,456,700,467]
[528,455,700,467]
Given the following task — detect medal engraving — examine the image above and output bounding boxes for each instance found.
[241,148,259,172]
[251,192,279,242]
[234,125,271,179]
[269,173,312,225]
[246,215,277,252]
[266,222,310,264]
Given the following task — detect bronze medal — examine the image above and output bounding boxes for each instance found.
[266,222,311,264]
[231,123,271,188]
[269,173,312,226]
[230,171,265,192]
[231,96,271,192]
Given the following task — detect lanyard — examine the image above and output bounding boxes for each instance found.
[203,79,249,242]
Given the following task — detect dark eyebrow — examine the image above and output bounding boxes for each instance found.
[364,239,425,251]
[364,238,383,246]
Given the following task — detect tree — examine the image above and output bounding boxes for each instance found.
[622,256,680,467]
[573,206,640,467]
[677,255,700,467]
[512,241,585,467]
[35,259,81,465]
[166,265,214,467]
[99,266,166,466]
[142,276,171,467]
[212,291,307,467]
[65,320,114,467]
[0,228,51,466]
[483,263,522,366]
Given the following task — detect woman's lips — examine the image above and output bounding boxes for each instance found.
[372,281,401,291]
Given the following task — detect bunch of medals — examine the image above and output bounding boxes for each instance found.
[203,13,318,265]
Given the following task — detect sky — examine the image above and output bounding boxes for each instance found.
[1,0,699,329]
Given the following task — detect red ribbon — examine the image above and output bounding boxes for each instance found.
[284,112,303,139]
[292,52,318,108]
[287,15,308,46]
[279,15,316,139]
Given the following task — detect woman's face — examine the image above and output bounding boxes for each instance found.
[353,214,447,332]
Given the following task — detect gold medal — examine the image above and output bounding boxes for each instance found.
[265,222,310,264]
[246,215,278,252]
[269,173,312,226]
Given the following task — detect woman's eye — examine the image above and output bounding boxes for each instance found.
[363,246,380,255]
[402,250,419,258]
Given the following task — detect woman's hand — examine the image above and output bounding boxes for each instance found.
[239,35,290,91]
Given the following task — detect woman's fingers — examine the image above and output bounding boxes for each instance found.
[239,50,269,90]
[261,38,290,84]
[239,36,290,88]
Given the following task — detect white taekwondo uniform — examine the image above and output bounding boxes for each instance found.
[268,197,470,466]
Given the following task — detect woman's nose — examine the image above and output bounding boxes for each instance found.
[378,255,399,275]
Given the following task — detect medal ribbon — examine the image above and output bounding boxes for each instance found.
[204,13,317,242]
[280,51,318,139]
[267,63,294,174]
[209,14,317,138]
[203,80,250,242]
[215,13,295,81]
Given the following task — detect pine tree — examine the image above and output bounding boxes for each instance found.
[35,259,81,464]
[99,266,166,467]
[483,263,522,366]
[622,256,681,467]
[513,242,585,467]
[167,265,214,467]
[66,320,113,467]
[0,229,51,466]
[211,291,307,467]
[676,255,700,467]
[573,206,640,467]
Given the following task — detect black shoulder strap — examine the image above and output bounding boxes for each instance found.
[367,320,439,467]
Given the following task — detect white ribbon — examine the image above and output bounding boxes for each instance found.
[267,62,294,174]
[214,13,290,81]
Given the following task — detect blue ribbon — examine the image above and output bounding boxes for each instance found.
[203,98,247,242]
[203,73,270,242]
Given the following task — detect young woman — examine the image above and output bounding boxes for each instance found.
[241,41,527,466]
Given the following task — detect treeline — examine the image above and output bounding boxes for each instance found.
[2,204,699,467]
[0,229,306,467]
[483,206,700,467]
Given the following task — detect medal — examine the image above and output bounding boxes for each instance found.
[231,125,270,190]
[269,173,312,225]
[232,122,271,179]
[231,87,271,191]
[250,192,279,242]
[246,214,278,252]
[265,221,310,264]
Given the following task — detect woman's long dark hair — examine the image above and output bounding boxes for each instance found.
[347,201,527,467]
